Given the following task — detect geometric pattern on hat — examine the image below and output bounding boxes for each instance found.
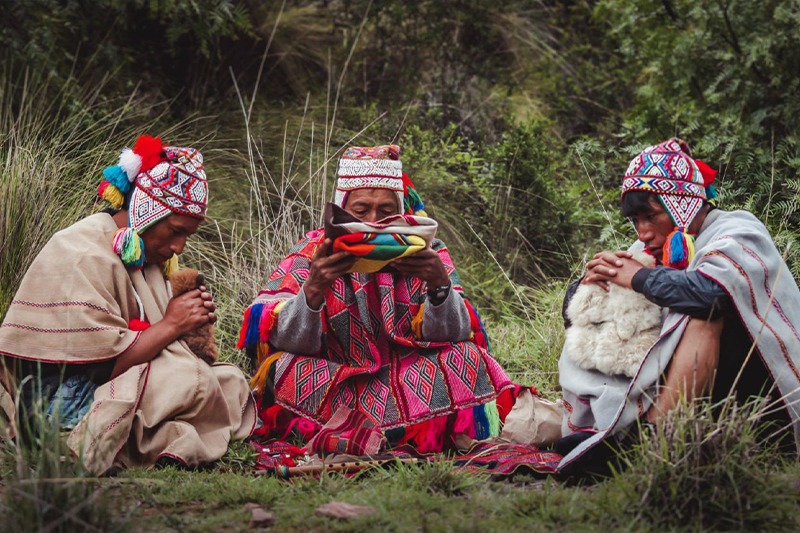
[335,144,404,212]
[341,144,402,163]
[129,146,208,233]
[622,138,706,229]
[621,176,706,198]
[659,195,705,229]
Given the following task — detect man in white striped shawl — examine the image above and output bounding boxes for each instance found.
[558,138,800,473]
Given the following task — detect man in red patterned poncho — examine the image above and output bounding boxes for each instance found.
[239,145,515,454]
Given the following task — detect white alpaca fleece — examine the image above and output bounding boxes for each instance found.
[565,252,662,378]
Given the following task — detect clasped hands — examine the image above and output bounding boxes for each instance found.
[164,285,217,336]
[303,238,449,309]
[581,250,645,291]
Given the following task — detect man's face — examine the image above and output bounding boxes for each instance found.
[630,197,675,259]
[141,214,201,266]
[343,188,400,223]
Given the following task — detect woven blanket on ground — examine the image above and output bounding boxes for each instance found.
[307,406,387,456]
[452,442,562,476]
[239,228,512,431]
[323,202,438,273]
[0,213,257,473]
[559,209,800,471]
[252,439,561,478]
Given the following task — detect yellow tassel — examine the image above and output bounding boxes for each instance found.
[686,234,696,263]
[249,351,284,392]
[411,303,425,339]
[102,184,125,209]
[162,254,179,277]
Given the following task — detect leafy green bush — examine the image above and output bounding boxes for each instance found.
[594,0,800,271]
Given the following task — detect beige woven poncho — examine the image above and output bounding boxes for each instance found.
[0,213,255,473]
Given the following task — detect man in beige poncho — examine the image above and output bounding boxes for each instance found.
[0,135,255,474]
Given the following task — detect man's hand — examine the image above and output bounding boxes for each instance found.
[303,238,357,309]
[163,287,217,337]
[392,248,450,287]
[582,250,644,291]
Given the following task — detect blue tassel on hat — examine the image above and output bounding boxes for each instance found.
[103,165,132,194]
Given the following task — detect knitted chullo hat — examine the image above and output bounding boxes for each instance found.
[98,135,208,272]
[622,138,718,269]
[335,145,427,216]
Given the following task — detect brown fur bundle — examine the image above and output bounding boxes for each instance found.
[169,268,219,365]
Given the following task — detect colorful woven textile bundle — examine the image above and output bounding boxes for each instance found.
[323,202,438,273]
[252,438,562,478]
[306,406,387,456]
[453,442,562,476]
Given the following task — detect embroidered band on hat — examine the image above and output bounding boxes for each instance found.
[335,145,405,212]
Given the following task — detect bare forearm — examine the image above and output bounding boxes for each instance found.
[110,320,180,379]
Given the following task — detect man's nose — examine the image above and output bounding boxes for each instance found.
[637,224,653,242]
[170,238,186,255]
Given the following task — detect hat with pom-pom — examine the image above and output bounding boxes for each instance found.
[621,138,718,269]
[335,145,427,216]
[98,135,208,270]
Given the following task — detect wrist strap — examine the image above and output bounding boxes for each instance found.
[427,281,451,306]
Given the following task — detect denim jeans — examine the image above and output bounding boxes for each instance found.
[45,374,98,430]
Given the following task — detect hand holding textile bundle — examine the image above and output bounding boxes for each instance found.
[323,202,438,273]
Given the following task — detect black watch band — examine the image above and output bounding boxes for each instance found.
[427,282,451,306]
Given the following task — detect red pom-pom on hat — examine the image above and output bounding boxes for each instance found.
[695,159,717,187]
[401,171,416,190]
[97,180,110,198]
[132,135,165,173]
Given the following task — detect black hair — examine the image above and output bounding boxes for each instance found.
[621,190,657,218]
[123,187,134,210]
[622,190,712,220]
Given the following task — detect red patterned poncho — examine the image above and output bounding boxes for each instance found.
[239,228,513,439]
